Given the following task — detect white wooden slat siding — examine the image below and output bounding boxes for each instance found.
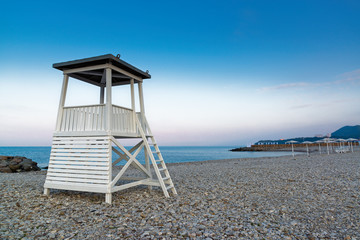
[59,105,104,133]
[109,105,137,134]
[46,177,109,184]
[52,139,110,144]
[50,145,109,149]
[57,105,140,136]
[51,149,108,153]
[44,181,107,193]
[48,169,109,175]
[70,109,75,131]
[49,160,108,165]
[48,165,109,170]
[78,108,83,131]
[84,107,88,131]
[66,109,70,131]
[44,136,111,190]
[91,107,95,131]
[51,153,109,157]
[47,172,108,179]
[113,107,117,132]
[55,103,152,135]
[53,136,109,140]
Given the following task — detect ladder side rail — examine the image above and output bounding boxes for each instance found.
[144,117,167,168]
[143,116,177,195]
[151,135,177,194]
[136,117,170,197]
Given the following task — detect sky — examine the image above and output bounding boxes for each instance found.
[0,0,359,146]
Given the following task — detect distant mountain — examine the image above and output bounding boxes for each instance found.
[331,125,360,139]
[252,125,360,146]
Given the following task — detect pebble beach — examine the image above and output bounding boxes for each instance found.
[1,150,359,239]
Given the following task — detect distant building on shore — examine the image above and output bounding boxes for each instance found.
[254,136,325,146]
[253,125,360,146]
[254,140,281,145]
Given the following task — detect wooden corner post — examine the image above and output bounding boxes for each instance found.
[100,87,105,104]
[105,68,112,133]
[55,74,69,132]
[130,78,136,133]
[138,81,152,190]
[105,68,112,204]
[138,81,146,129]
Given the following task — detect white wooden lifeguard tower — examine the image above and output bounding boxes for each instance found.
[43,54,177,203]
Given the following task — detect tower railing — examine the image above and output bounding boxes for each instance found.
[57,104,144,136]
[111,104,135,134]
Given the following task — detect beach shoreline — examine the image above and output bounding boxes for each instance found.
[1,150,359,239]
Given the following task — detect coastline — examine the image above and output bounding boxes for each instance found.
[230,146,338,153]
[1,150,359,239]
[0,146,297,169]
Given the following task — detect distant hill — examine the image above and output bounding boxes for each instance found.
[331,125,360,139]
[252,124,360,146]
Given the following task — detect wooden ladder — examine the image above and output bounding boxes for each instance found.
[136,117,177,197]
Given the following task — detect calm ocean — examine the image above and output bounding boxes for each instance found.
[0,146,293,168]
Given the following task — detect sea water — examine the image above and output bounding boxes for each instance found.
[0,146,294,168]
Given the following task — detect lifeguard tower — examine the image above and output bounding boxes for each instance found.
[43,54,177,204]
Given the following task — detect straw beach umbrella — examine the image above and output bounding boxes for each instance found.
[303,141,312,157]
[346,138,357,152]
[323,138,332,155]
[336,138,347,153]
[286,140,298,158]
[337,138,346,147]
[315,140,323,154]
[329,138,337,153]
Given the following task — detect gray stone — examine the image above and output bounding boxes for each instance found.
[0,155,40,173]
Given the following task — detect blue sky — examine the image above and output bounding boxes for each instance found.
[0,0,359,146]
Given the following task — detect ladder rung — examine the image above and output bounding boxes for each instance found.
[155,159,162,162]
[162,177,170,181]
[152,151,160,154]
[158,168,166,171]
[166,185,174,190]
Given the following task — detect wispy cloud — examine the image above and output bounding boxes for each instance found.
[259,82,319,91]
[259,68,360,92]
[290,104,313,109]
[289,98,358,111]
[334,69,360,84]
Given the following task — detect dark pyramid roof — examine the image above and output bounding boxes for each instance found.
[53,54,151,86]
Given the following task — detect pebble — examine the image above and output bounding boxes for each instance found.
[0,150,359,239]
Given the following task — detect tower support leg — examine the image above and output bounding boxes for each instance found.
[145,146,153,192]
[43,188,50,196]
[105,193,112,204]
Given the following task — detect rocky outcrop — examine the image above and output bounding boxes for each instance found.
[0,156,41,173]
[230,147,264,152]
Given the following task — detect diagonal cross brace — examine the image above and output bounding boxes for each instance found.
[112,146,145,174]
[110,137,151,182]
[112,140,143,165]
[110,141,146,187]
[111,137,149,176]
